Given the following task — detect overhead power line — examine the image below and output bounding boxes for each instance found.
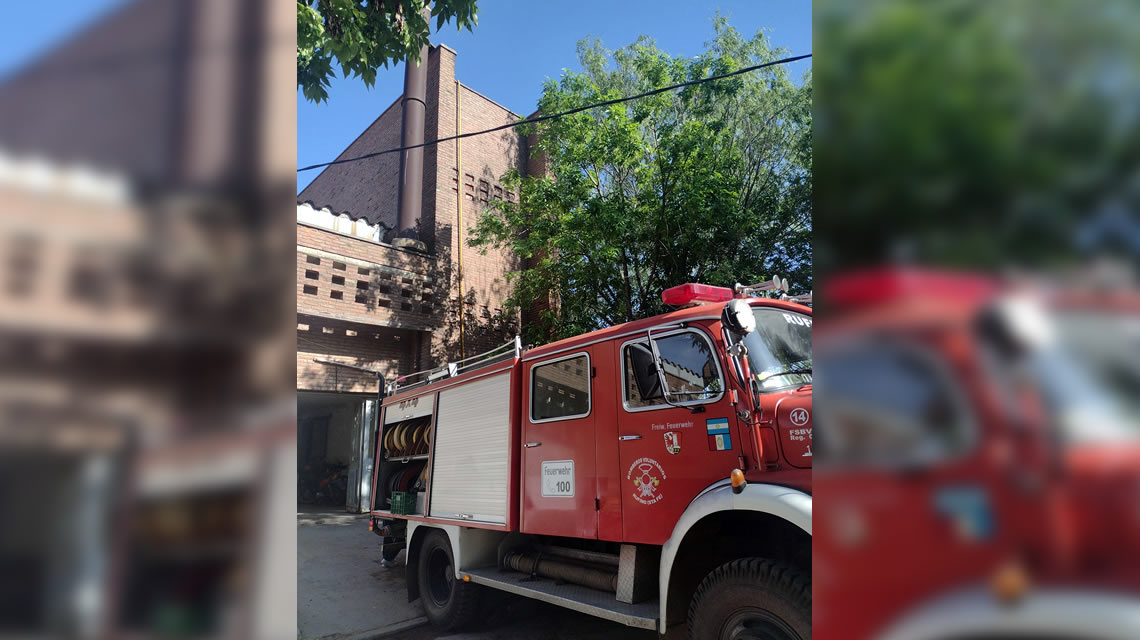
[297,53,811,173]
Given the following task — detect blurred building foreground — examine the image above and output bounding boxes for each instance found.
[0,0,296,638]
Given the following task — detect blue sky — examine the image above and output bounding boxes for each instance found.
[0,0,128,80]
[0,1,811,193]
[299,1,811,191]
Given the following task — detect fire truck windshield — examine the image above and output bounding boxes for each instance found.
[1036,309,1140,443]
[744,308,813,392]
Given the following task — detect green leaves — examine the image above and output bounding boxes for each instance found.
[297,0,479,103]
[469,17,812,345]
[815,0,1140,269]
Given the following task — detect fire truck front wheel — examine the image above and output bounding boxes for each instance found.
[417,530,482,630]
[687,558,810,640]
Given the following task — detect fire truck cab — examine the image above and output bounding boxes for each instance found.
[370,281,812,638]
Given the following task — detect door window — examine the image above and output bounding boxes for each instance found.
[531,353,591,422]
[814,339,975,467]
[622,330,724,410]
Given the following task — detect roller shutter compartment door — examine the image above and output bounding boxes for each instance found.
[429,373,511,524]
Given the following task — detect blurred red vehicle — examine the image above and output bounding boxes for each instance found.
[814,268,1140,640]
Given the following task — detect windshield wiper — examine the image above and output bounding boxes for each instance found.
[769,366,811,376]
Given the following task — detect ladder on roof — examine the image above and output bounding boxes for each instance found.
[385,336,522,394]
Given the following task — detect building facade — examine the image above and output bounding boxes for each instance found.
[297,44,544,513]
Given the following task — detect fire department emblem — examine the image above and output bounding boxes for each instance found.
[790,407,810,427]
[627,457,666,505]
[663,431,681,455]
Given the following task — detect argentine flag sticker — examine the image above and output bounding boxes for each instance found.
[706,417,732,451]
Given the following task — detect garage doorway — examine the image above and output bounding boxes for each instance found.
[298,392,378,512]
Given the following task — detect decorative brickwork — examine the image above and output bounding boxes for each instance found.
[297,223,436,330]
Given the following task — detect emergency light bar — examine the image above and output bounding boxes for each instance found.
[662,283,735,306]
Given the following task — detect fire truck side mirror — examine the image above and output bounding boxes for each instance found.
[974,296,1054,360]
[629,343,665,401]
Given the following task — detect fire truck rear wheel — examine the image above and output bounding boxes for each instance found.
[417,530,482,630]
[687,558,810,640]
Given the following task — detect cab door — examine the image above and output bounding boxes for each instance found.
[813,334,1023,640]
[520,349,598,539]
[615,327,740,545]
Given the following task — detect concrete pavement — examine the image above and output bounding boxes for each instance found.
[298,506,672,640]
[375,596,658,640]
[298,506,425,640]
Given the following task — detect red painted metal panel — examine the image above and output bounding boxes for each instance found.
[506,360,522,531]
[773,390,813,468]
[614,322,747,545]
[593,341,624,542]
[520,347,599,538]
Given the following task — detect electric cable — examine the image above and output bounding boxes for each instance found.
[297,53,811,172]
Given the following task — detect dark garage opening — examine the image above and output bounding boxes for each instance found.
[298,392,377,513]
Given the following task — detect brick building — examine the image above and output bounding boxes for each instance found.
[297,44,544,512]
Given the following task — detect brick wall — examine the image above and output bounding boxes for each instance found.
[428,46,526,362]
[296,223,443,392]
[297,314,422,393]
[297,44,543,383]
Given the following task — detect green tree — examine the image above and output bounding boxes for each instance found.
[814,0,1140,272]
[469,18,811,345]
[298,0,478,102]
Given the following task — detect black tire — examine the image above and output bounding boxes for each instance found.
[687,558,811,640]
[416,530,482,631]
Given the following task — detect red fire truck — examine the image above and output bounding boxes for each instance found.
[369,280,813,638]
[813,268,1140,640]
